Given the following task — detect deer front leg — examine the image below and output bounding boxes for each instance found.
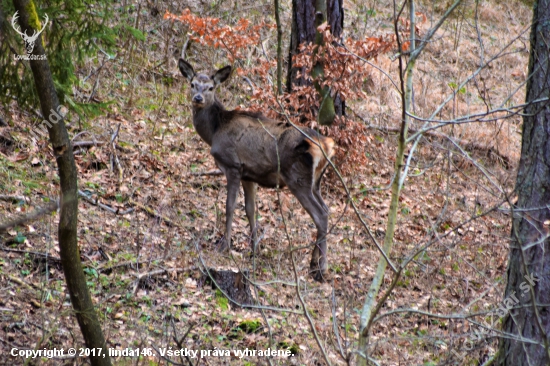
[242,180,258,251]
[220,172,241,252]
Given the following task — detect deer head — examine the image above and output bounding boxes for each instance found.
[178,59,231,109]
[11,11,49,54]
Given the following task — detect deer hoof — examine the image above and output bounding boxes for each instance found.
[215,237,230,252]
[310,267,328,282]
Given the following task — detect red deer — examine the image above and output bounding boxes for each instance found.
[178,59,335,281]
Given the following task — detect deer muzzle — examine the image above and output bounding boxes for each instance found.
[192,95,204,104]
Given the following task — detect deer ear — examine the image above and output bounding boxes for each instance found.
[213,66,232,85]
[178,59,195,81]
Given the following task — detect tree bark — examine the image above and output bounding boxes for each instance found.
[287,0,316,91]
[287,0,345,123]
[12,2,111,365]
[497,0,550,364]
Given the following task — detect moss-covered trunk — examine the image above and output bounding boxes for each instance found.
[12,1,111,365]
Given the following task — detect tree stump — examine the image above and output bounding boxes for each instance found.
[205,269,254,307]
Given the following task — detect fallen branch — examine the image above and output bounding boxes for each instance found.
[6,274,39,290]
[135,267,186,280]
[0,194,30,204]
[0,246,62,262]
[128,198,176,227]
[96,259,150,272]
[132,267,186,293]
[72,140,106,148]
[190,169,223,176]
[0,201,58,232]
[79,190,180,227]
[78,190,134,215]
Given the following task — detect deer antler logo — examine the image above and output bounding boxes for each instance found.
[11,11,49,54]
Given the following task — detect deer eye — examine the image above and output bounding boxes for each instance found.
[191,82,196,88]
[209,86,214,91]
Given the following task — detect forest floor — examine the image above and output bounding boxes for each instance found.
[0,0,534,365]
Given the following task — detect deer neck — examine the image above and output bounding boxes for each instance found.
[192,100,225,146]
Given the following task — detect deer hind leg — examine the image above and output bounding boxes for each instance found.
[313,166,329,213]
[285,173,329,282]
[242,180,258,251]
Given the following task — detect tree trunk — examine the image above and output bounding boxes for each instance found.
[497,0,550,364]
[287,0,345,123]
[274,0,283,95]
[287,0,316,91]
[12,2,111,365]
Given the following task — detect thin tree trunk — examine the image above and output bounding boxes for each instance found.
[497,0,550,363]
[357,2,413,363]
[356,1,462,363]
[12,2,111,365]
[326,0,344,117]
[274,0,283,95]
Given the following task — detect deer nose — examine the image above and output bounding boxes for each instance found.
[193,95,203,103]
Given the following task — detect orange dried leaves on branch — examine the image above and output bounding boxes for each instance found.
[166,10,398,175]
[164,9,273,62]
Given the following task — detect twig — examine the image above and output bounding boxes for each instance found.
[128,198,175,227]
[150,345,186,366]
[71,130,93,142]
[0,246,62,262]
[96,259,154,272]
[0,201,58,232]
[170,320,196,366]
[6,274,39,290]
[109,123,123,182]
[352,112,511,165]
[190,169,223,176]
[332,285,347,360]
[78,190,134,215]
[132,268,186,294]
[480,353,498,366]
[72,140,106,148]
[181,38,191,60]
[241,76,256,93]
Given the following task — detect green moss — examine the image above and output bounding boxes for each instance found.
[17,1,46,49]
[238,319,262,333]
[25,1,41,30]
[278,341,300,356]
[215,289,229,310]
